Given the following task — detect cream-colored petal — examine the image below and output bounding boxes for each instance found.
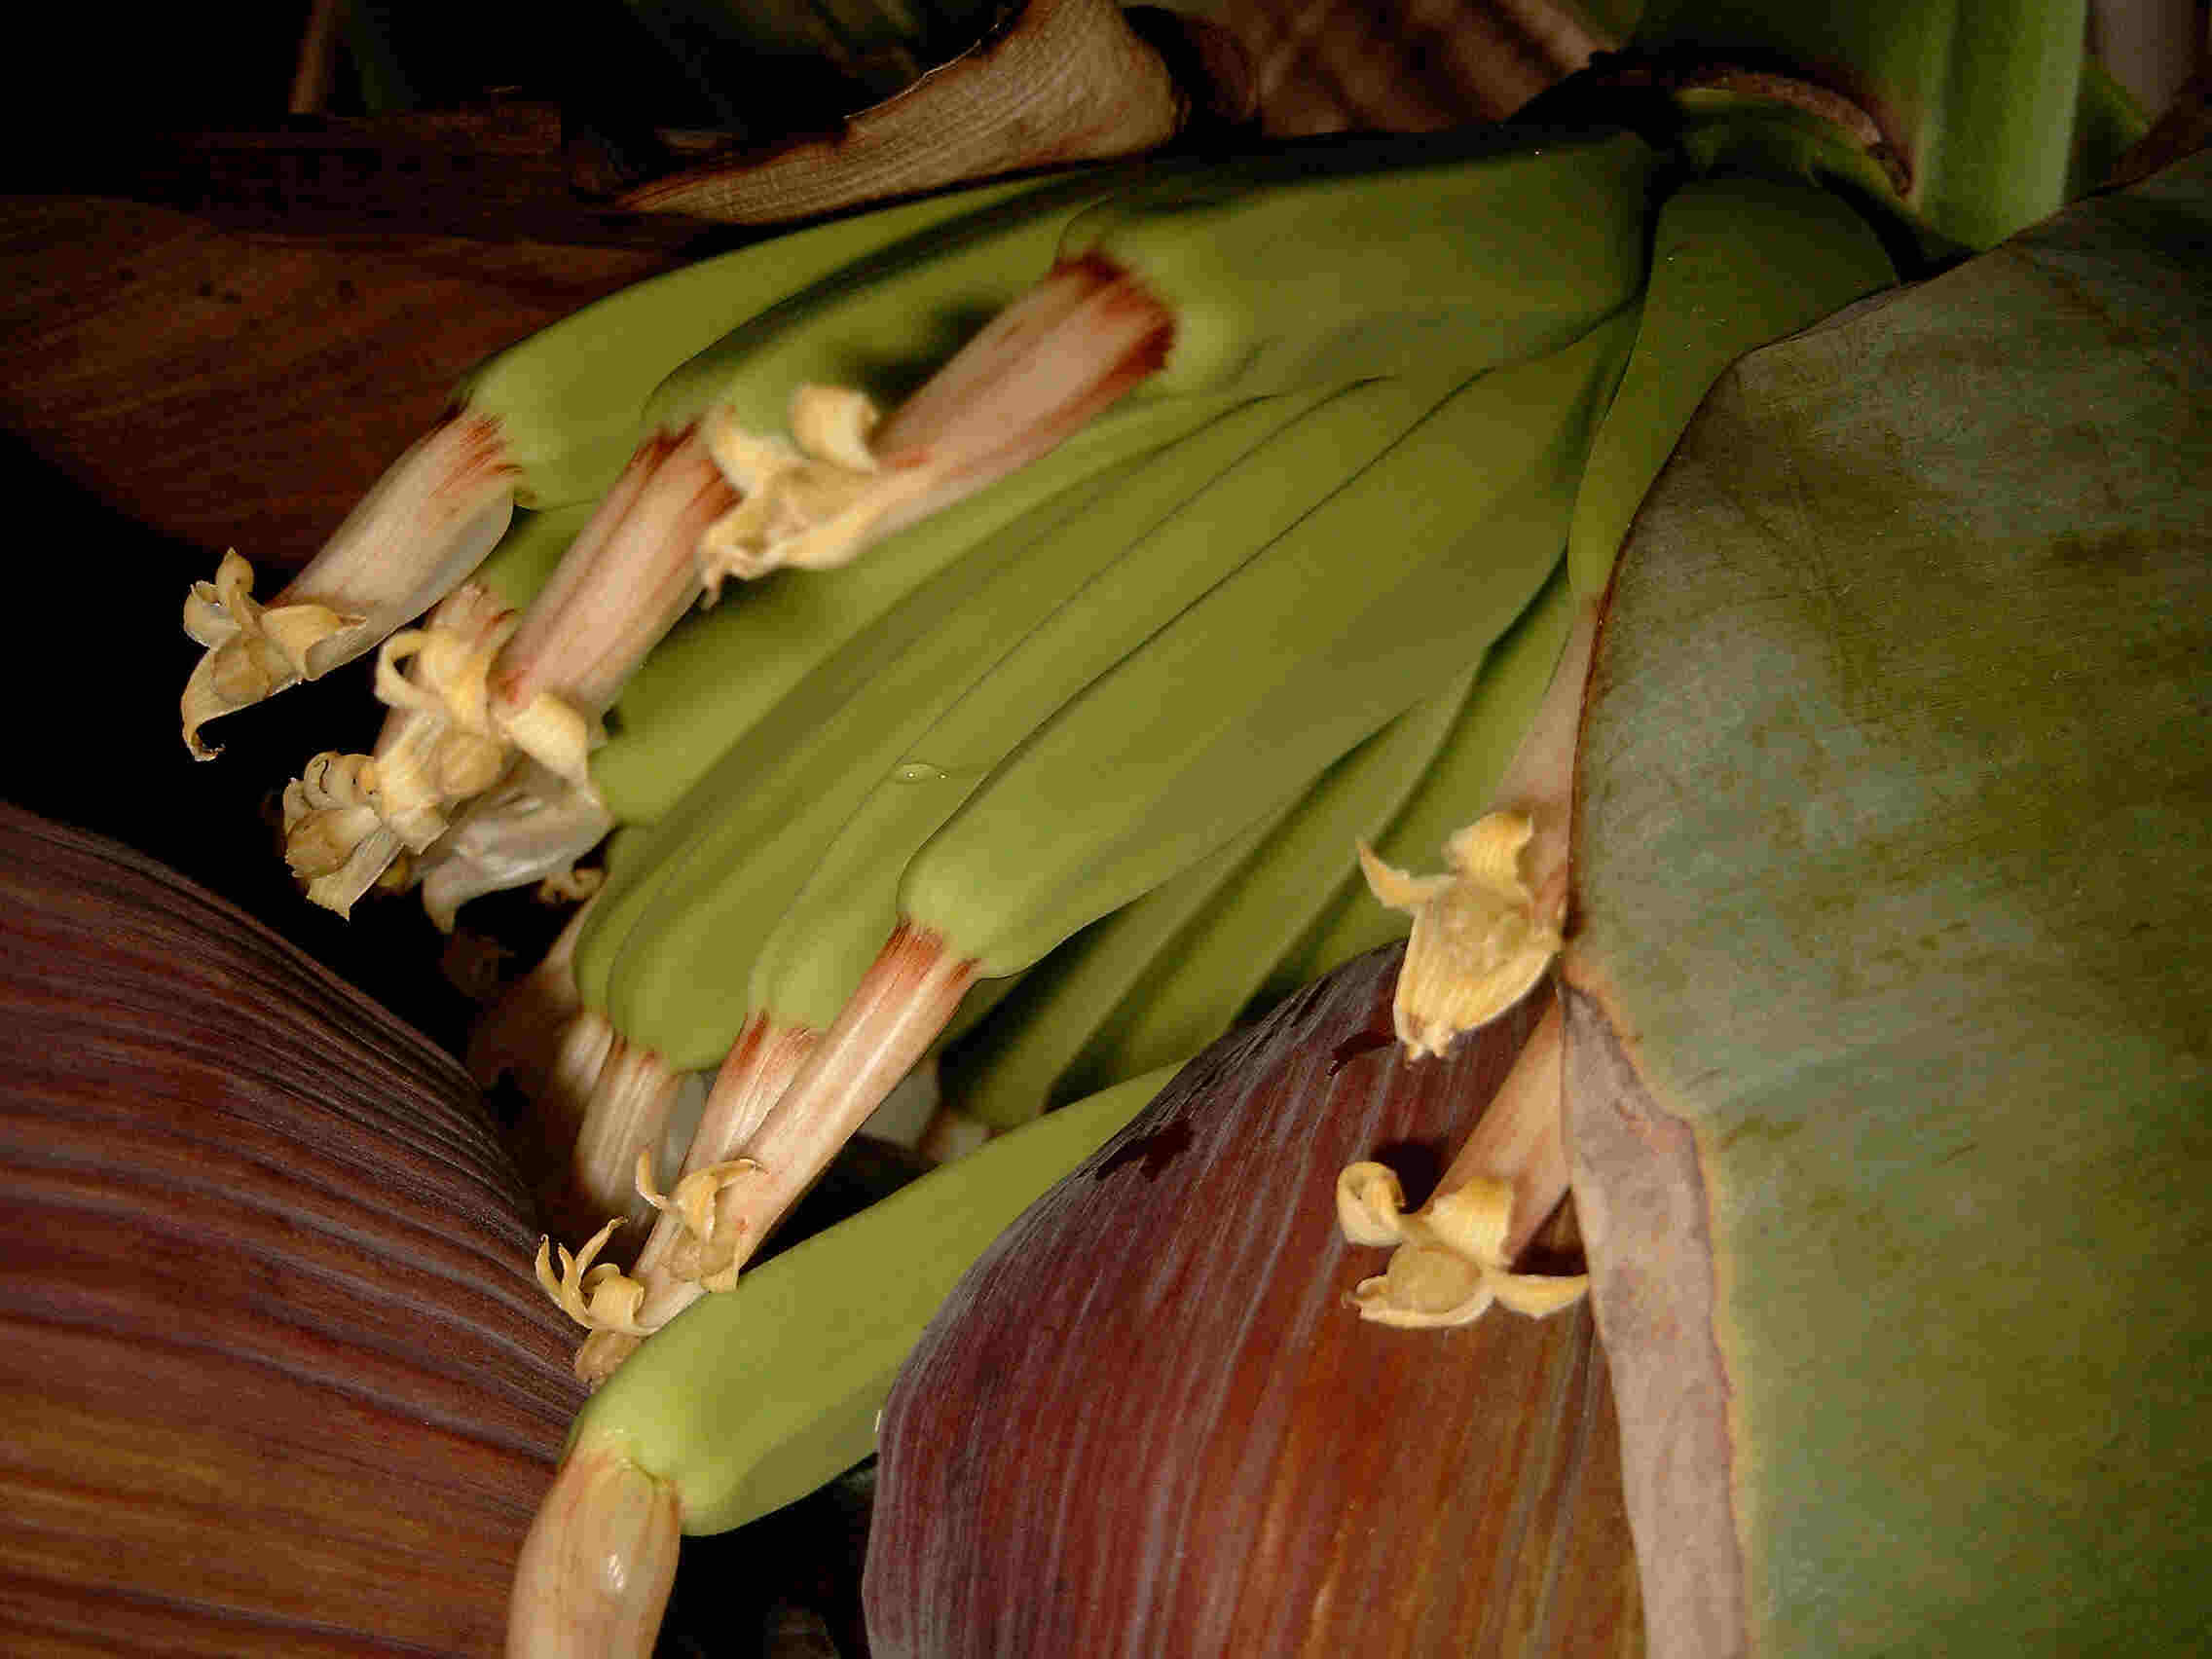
[639,1154,764,1249]
[699,1260,742,1295]
[698,388,934,584]
[1357,840,1454,913]
[789,384,881,472]
[535,1218,653,1336]
[257,600,352,679]
[1410,1174,1515,1267]
[1443,811,1535,888]
[374,630,447,718]
[704,410,804,494]
[579,1265,648,1334]
[182,553,252,647]
[1350,1248,1496,1329]
[1376,812,1561,1060]
[1491,1271,1590,1319]
[180,552,355,758]
[498,691,599,796]
[1335,1161,1413,1247]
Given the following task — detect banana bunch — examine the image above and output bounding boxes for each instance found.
[160,7,2146,1642]
[252,115,1910,1373]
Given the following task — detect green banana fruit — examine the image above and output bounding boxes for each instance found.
[1052,128,1657,401]
[1564,170,1899,597]
[178,171,1077,756]
[903,312,1637,980]
[667,127,1659,588]
[579,383,1388,1070]
[587,396,1230,829]
[1051,662,1479,1106]
[602,311,1639,1346]
[933,811,1294,1139]
[279,166,1155,914]
[940,667,1476,1133]
[1257,560,1579,1007]
[727,377,1477,1051]
[553,354,1617,1357]
[538,1063,1176,1562]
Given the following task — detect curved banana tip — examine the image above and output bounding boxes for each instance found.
[507,1444,681,1659]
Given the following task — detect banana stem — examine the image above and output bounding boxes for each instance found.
[506,1444,681,1659]
[1439,997,1571,1259]
[1493,596,1599,928]
[181,412,517,757]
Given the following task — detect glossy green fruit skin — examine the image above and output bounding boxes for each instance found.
[1063,128,1659,397]
[901,307,1640,978]
[568,1067,1177,1534]
[459,173,1091,506]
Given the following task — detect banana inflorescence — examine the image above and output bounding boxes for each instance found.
[166,10,2138,1646]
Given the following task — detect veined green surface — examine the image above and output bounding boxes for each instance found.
[941,667,1470,1131]
[939,807,1292,1134]
[572,1066,1178,1534]
[452,172,1067,506]
[1060,127,1657,398]
[1571,151,2212,1654]
[903,308,1639,977]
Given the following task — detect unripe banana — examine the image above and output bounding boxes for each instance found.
[1050,662,1480,1108]
[179,172,1079,755]
[587,395,1230,830]
[1565,171,1899,597]
[584,380,1398,1070]
[288,166,1168,912]
[554,374,1501,1356]
[681,127,1661,582]
[1054,128,1657,400]
[903,310,1638,980]
[934,812,1291,1141]
[728,376,1474,1050]
[1259,560,1579,1007]
[536,1064,1175,1578]
[940,669,1476,1134]
[587,311,1641,1350]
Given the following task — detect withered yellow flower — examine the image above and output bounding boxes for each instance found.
[1335,1162,1586,1328]
[535,1219,653,1337]
[1358,810,1561,1060]
[699,385,937,589]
